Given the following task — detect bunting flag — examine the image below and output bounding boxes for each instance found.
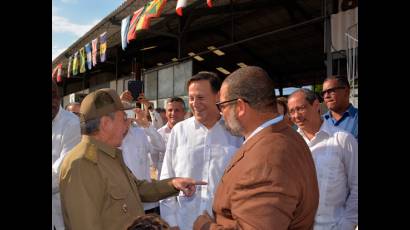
[85,43,92,70]
[100,32,107,62]
[92,38,98,66]
[52,64,63,82]
[144,0,167,19]
[127,7,145,43]
[79,47,86,73]
[67,56,72,78]
[136,0,167,31]
[72,51,79,76]
[176,0,187,16]
[121,15,131,50]
[207,0,213,8]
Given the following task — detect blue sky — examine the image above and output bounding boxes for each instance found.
[52,0,124,60]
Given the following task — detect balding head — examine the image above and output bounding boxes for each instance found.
[222,66,276,113]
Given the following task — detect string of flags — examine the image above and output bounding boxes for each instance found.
[52,31,107,82]
[52,0,215,83]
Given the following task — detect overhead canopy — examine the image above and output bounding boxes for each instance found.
[53,0,326,93]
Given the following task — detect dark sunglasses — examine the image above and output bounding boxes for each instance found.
[321,86,345,97]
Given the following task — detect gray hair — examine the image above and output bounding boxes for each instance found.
[288,88,318,105]
[223,66,276,113]
[81,112,115,135]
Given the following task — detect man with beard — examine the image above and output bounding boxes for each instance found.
[59,88,206,230]
[321,75,358,139]
[194,66,319,230]
[160,72,243,230]
[52,79,81,230]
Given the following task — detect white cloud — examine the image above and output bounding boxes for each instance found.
[52,46,67,60]
[52,14,99,37]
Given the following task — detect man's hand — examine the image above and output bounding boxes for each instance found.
[133,108,150,128]
[171,178,207,197]
[120,90,133,102]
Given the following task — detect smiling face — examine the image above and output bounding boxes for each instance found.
[166,101,185,128]
[287,91,320,130]
[188,80,220,126]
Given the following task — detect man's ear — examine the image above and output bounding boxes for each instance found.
[99,116,110,132]
[236,99,247,117]
[313,99,321,114]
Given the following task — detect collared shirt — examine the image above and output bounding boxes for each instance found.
[157,123,172,179]
[159,116,243,230]
[52,106,81,230]
[297,121,358,230]
[59,135,178,230]
[244,115,283,144]
[323,104,358,139]
[121,123,166,211]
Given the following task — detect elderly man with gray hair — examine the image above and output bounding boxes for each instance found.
[59,88,206,230]
[287,88,358,230]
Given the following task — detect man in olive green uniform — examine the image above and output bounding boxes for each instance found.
[59,88,205,230]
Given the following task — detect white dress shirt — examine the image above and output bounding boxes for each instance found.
[298,121,358,230]
[159,117,243,230]
[157,123,172,178]
[121,123,166,211]
[52,106,81,230]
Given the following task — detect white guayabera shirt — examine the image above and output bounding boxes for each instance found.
[121,123,165,211]
[298,121,358,230]
[160,117,243,230]
[52,106,81,230]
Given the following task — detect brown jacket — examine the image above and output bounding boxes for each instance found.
[194,120,319,230]
[59,136,178,230]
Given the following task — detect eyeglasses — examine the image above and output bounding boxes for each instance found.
[321,86,345,97]
[288,104,307,116]
[216,98,239,111]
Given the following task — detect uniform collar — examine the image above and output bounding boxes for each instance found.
[82,135,121,163]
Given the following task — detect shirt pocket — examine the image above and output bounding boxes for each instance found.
[107,183,131,215]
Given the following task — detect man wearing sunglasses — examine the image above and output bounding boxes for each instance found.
[321,75,358,139]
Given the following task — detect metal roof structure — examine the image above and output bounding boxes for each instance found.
[53,0,328,95]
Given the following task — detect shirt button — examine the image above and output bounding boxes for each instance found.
[122,203,128,213]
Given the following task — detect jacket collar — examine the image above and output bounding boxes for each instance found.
[224,120,289,174]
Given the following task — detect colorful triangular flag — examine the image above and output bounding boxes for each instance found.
[100,32,107,62]
[79,47,86,73]
[67,56,72,78]
[121,15,131,50]
[52,64,63,82]
[176,0,188,16]
[127,7,145,43]
[72,51,79,76]
[85,43,92,70]
[92,38,98,67]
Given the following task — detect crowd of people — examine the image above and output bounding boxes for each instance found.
[52,66,358,230]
